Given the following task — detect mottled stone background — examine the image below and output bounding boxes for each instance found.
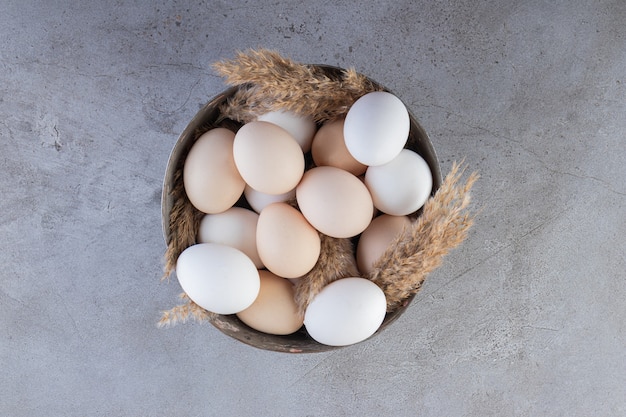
[1,1,624,416]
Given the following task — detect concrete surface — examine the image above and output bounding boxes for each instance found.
[1,0,625,416]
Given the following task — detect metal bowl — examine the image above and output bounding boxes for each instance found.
[161,65,442,353]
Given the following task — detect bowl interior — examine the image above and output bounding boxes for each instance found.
[161,66,442,353]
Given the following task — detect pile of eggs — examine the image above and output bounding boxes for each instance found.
[177,91,433,347]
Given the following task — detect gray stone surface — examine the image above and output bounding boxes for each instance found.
[2,1,625,416]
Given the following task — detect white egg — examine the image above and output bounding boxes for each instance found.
[257,110,317,153]
[344,91,410,166]
[365,149,433,216]
[198,207,263,269]
[304,277,387,346]
[244,185,296,214]
[176,243,260,315]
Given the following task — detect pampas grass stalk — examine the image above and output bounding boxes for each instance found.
[162,168,204,281]
[369,161,479,312]
[158,293,216,327]
[293,234,360,318]
[213,48,380,123]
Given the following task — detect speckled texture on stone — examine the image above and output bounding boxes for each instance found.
[1,1,625,416]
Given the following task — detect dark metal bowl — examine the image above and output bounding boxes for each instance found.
[161,65,442,353]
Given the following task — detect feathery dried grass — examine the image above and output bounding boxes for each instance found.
[161,157,204,281]
[213,48,380,123]
[369,161,479,312]
[158,293,217,327]
[293,235,359,318]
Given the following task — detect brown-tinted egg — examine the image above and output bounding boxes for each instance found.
[233,121,305,195]
[236,270,303,335]
[356,214,411,275]
[183,128,244,214]
[311,119,367,176]
[296,166,374,238]
[256,202,321,279]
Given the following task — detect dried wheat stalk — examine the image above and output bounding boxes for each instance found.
[213,48,381,123]
[158,293,217,327]
[293,234,360,318]
[369,161,479,312]
[161,167,204,281]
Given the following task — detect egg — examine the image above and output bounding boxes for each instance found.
[296,166,374,238]
[257,110,317,153]
[304,277,387,346]
[356,214,411,275]
[256,202,321,279]
[311,118,367,176]
[183,128,245,214]
[198,207,263,269]
[233,121,305,195]
[243,185,296,214]
[236,270,304,335]
[176,243,260,315]
[343,91,410,166]
[365,149,433,216]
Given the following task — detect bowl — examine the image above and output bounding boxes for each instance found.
[161,65,442,353]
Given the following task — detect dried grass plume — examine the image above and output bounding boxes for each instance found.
[161,168,203,281]
[158,293,217,327]
[293,235,359,318]
[213,48,381,123]
[369,161,479,312]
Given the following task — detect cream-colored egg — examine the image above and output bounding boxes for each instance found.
[257,110,317,153]
[256,202,321,279]
[344,91,410,166]
[198,207,263,269]
[183,128,244,214]
[296,166,374,238]
[233,121,305,195]
[236,270,304,335]
[356,214,411,275]
[311,118,367,176]
[244,185,296,214]
[176,243,260,315]
[304,277,387,346]
[365,149,433,216]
